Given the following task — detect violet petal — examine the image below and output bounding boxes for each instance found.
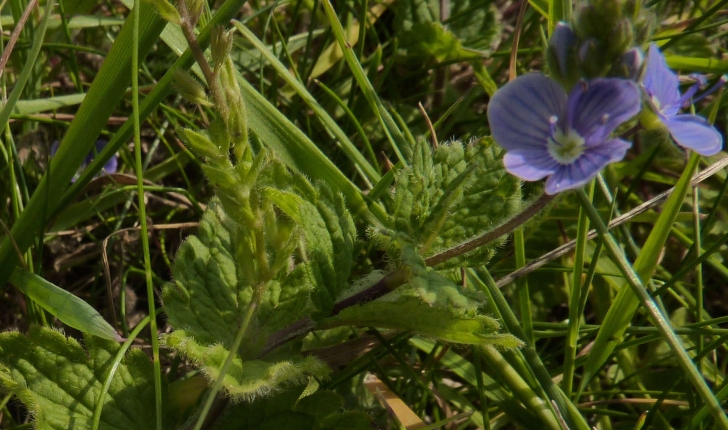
[503,148,560,181]
[664,115,723,156]
[643,44,681,116]
[566,78,641,144]
[544,139,630,194]
[488,73,567,151]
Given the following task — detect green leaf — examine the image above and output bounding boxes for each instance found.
[259,163,357,315]
[379,138,521,269]
[163,199,312,347]
[9,269,120,342]
[580,154,702,392]
[323,293,522,348]
[162,178,354,399]
[448,0,500,53]
[665,54,728,74]
[161,332,330,402]
[400,22,472,63]
[395,245,486,310]
[0,326,174,430]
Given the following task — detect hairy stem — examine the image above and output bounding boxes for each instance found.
[193,286,264,430]
[424,193,554,266]
[176,0,226,113]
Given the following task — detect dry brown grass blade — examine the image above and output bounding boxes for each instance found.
[364,374,427,430]
[0,0,38,81]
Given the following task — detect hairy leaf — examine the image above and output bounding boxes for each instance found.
[379,138,521,269]
[0,326,173,430]
[163,158,355,400]
[164,199,310,347]
[323,296,522,348]
[259,160,357,315]
[162,332,330,402]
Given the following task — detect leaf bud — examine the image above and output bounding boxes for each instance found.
[181,128,220,160]
[211,26,234,71]
[173,70,212,107]
[546,22,580,90]
[148,0,181,24]
[208,117,231,155]
[184,0,204,26]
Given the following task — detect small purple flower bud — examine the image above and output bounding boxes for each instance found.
[487,74,641,194]
[546,23,581,90]
[51,139,118,182]
[642,43,723,156]
[619,47,643,81]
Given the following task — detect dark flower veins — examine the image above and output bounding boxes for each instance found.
[487,73,641,194]
[643,43,723,156]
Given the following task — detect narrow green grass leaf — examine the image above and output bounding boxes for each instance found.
[575,187,728,428]
[9,269,121,342]
[409,337,552,429]
[233,21,381,184]
[321,0,410,164]
[0,15,124,29]
[665,54,728,74]
[528,0,549,17]
[0,0,168,288]
[581,153,701,391]
[0,0,54,132]
[469,268,591,430]
[12,93,86,115]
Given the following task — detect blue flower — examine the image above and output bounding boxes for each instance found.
[642,43,723,156]
[487,73,641,194]
[51,139,118,182]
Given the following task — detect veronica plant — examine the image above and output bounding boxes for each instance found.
[641,43,724,155]
[487,73,641,194]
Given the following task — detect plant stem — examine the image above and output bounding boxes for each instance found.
[563,180,593,396]
[131,1,163,429]
[574,187,728,429]
[424,193,553,266]
[176,0,226,113]
[514,227,532,343]
[193,287,264,430]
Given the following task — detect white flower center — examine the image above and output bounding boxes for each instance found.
[651,95,662,111]
[547,126,585,165]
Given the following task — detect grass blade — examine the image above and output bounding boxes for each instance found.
[232,21,381,184]
[0,0,168,288]
[9,268,121,342]
[575,186,728,428]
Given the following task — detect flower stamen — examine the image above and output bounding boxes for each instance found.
[547,126,585,165]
